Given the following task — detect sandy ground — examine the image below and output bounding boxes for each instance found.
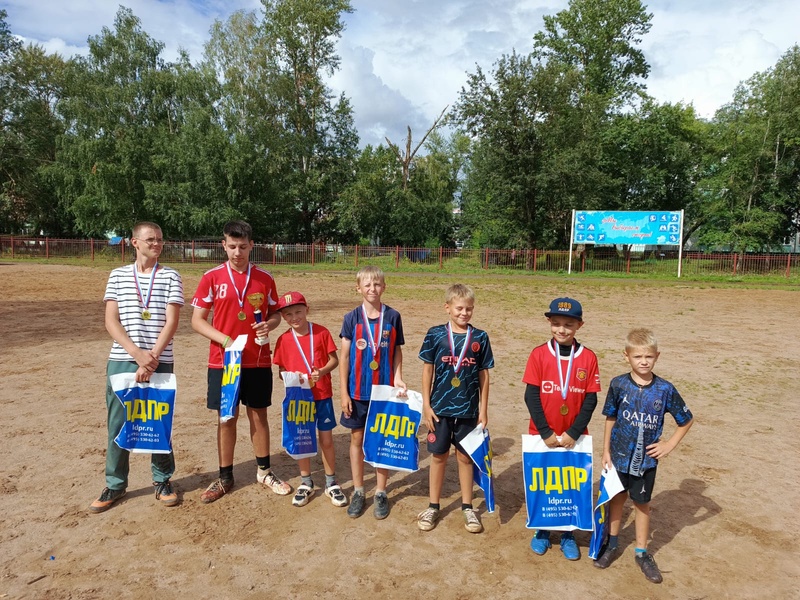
[0,262,798,600]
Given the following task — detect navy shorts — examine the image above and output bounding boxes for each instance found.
[618,467,657,504]
[426,415,478,455]
[340,399,370,430]
[315,398,336,432]
[207,367,273,410]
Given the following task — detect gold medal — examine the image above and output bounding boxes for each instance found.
[141,309,151,320]
[369,360,379,370]
[451,376,461,388]
[560,404,569,416]
[238,311,246,321]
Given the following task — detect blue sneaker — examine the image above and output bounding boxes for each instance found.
[560,532,580,561]
[530,530,551,555]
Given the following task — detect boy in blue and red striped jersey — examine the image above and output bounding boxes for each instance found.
[339,266,407,520]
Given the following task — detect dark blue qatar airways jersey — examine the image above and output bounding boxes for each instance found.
[602,373,693,475]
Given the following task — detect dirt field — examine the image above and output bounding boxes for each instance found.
[1,263,798,599]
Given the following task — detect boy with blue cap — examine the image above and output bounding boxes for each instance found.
[522,297,601,560]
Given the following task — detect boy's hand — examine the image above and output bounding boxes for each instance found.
[422,404,439,431]
[341,395,353,418]
[478,409,488,429]
[543,434,560,449]
[560,432,577,449]
[135,347,159,371]
[645,439,675,460]
[394,377,408,396]
[135,365,152,383]
[310,368,321,385]
[251,320,269,337]
[602,450,612,470]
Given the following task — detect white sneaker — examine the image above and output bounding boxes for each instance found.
[256,469,292,495]
[292,484,314,507]
[324,485,348,507]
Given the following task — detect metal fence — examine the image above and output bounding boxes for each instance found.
[1,236,798,278]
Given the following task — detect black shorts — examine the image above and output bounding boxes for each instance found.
[340,399,370,430]
[618,467,657,504]
[206,367,273,411]
[426,416,478,455]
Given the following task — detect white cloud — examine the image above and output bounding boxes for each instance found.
[3,0,798,142]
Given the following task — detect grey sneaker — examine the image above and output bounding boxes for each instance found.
[636,552,663,583]
[347,491,365,518]
[417,507,440,531]
[373,492,390,520]
[463,507,483,533]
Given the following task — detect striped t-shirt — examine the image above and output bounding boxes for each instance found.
[104,264,184,363]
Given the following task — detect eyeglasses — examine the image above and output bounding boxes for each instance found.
[136,237,164,245]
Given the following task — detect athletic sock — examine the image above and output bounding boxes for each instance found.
[461,503,472,511]
[354,486,364,494]
[220,465,233,481]
[256,456,270,470]
[301,475,313,488]
[608,535,619,549]
[429,503,440,510]
[635,547,647,556]
[325,473,336,488]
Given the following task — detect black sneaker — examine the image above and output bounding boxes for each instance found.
[347,490,365,518]
[636,552,663,583]
[593,544,620,569]
[373,492,389,520]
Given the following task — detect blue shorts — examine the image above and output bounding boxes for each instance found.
[426,415,478,455]
[340,399,370,430]
[315,398,336,432]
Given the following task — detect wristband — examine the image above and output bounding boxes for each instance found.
[222,335,231,348]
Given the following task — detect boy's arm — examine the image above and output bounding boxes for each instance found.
[191,306,230,347]
[563,391,598,448]
[421,362,437,431]
[150,303,181,360]
[392,346,407,392]
[646,418,693,460]
[524,384,558,447]
[602,416,616,469]
[105,300,159,373]
[339,338,352,417]
[312,350,339,385]
[478,368,489,428]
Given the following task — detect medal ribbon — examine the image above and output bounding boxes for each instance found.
[552,339,575,401]
[290,324,315,376]
[225,262,252,314]
[360,304,385,361]
[447,323,472,375]
[132,262,158,312]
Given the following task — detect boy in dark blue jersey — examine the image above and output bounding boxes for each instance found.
[594,328,694,583]
[417,284,494,533]
[339,266,406,519]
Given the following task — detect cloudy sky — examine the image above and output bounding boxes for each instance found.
[3,0,798,147]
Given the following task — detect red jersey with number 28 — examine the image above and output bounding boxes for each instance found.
[522,340,601,436]
[191,263,278,368]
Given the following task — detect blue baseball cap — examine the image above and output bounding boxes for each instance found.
[545,297,583,321]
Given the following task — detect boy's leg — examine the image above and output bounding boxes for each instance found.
[248,406,291,494]
[428,452,448,504]
[318,429,336,477]
[218,413,239,467]
[347,428,366,517]
[456,449,482,533]
[455,449,474,505]
[633,501,651,549]
[593,492,626,568]
[374,467,390,519]
[349,428,365,487]
[633,501,662,583]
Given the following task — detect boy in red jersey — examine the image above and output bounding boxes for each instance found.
[272,291,347,508]
[191,220,291,503]
[339,266,407,520]
[522,297,601,560]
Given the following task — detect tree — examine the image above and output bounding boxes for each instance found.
[696,46,800,251]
